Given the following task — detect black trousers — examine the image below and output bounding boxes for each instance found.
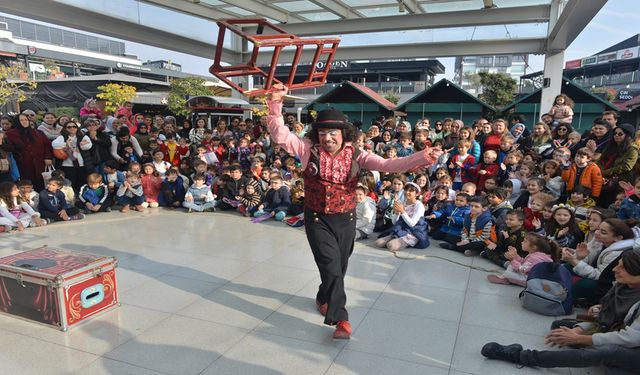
[304,208,356,325]
[520,345,640,372]
[40,207,80,221]
[61,166,86,193]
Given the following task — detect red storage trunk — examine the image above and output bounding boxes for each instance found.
[0,247,118,331]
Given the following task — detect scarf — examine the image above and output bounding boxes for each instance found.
[598,282,640,331]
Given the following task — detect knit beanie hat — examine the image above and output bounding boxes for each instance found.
[618,123,636,138]
[622,249,640,276]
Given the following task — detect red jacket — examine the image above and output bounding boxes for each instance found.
[141,174,162,203]
[448,154,476,183]
[523,207,543,231]
[473,162,500,192]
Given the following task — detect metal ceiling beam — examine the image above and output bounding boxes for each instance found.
[0,0,240,62]
[256,37,546,64]
[142,0,237,20]
[546,0,608,53]
[219,0,306,23]
[307,0,364,19]
[246,4,550,36]
[398,0,423,14]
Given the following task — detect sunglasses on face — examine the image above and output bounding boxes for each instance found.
[66,125,78,129]
[557,128,567,132]
[614,132,625,137]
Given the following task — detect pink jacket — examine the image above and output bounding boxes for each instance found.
[510,252,553,275]
[267,99,441,173]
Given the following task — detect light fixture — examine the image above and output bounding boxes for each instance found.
[386,77,390,81]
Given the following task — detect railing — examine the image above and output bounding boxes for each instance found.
[570,70,640,88]
[289,81,419,95]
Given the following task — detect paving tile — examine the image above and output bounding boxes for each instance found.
[105,315,249,375]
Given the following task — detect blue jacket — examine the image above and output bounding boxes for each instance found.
[433,203,470,237]
[158,176,186,206]
[38,190,70,213]
[103,171,125,189]
[387,217,430,249]
[264,186,291,212]
[618,195,640,220]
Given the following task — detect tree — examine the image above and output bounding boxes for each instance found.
[383,90,400,105]
[477,72,517,108]
[251,95,269,118]
[167,77,211,116]
[96,82,137,114]
[463,73,482,93]
[0,65,37,109]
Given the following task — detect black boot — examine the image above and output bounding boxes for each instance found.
[481,342,523,364]
[439,242,454,250]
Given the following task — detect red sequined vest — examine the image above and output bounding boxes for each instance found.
[303,146,360,214]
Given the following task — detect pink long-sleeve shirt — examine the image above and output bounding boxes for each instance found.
[267,99,440,174]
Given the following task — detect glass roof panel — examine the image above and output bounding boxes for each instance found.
[343,0,397,6]
[358,6,406,18]
[301,12,342,21]
[219,6,256,16]
[272,1,323,12]
[200,0,225,6]
[419,0,551,13]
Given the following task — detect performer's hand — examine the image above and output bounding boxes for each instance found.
[268,84,288,103]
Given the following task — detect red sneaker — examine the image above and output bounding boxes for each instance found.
[333,320,352,340]
[316,301,328,316]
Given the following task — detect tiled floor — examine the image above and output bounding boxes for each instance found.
[0,210,610,375]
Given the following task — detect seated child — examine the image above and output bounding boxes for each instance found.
[567,186,596,228]
[618,176,640,221]
[102,160,125,203]
[448,140,475,190]
[542,159,565,199]
[487,188,513,232]
[542,204,585,249]
[152,150,172,177]
[427,192,470,242]
[38,178,84,221]
[439,175,457,202]
[375,174,406,232]
[140,163,162,208]
[482,209,527,268]
[425,185,449,235]
[183,173,216,213]
[355,184,376,240]
[254,175,290,221]
[439,196,493,257]
[116,172,145,212]
[158,168,187,208]
[523,192,556,232]
[288,180,305,216]
[17,179,38,209]
[460,182,477,197]
[487,233,556,286]
[235,180,261,217]
[50,169,75,205]
[375,182,429,251]
[77,173,111,213]
[0,181,47,231]
[474,150,500,193]
[562,147,603,199]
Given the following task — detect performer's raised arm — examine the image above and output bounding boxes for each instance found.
[266,85,312,165]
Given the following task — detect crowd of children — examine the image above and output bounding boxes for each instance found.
[3,97,640,309]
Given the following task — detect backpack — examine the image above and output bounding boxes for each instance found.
[519,262,573,316]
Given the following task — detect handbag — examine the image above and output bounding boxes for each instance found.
[41,165,55,183]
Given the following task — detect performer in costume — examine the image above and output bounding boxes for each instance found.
[267,84,441,339]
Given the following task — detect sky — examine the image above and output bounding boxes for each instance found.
[2,0,638,80]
